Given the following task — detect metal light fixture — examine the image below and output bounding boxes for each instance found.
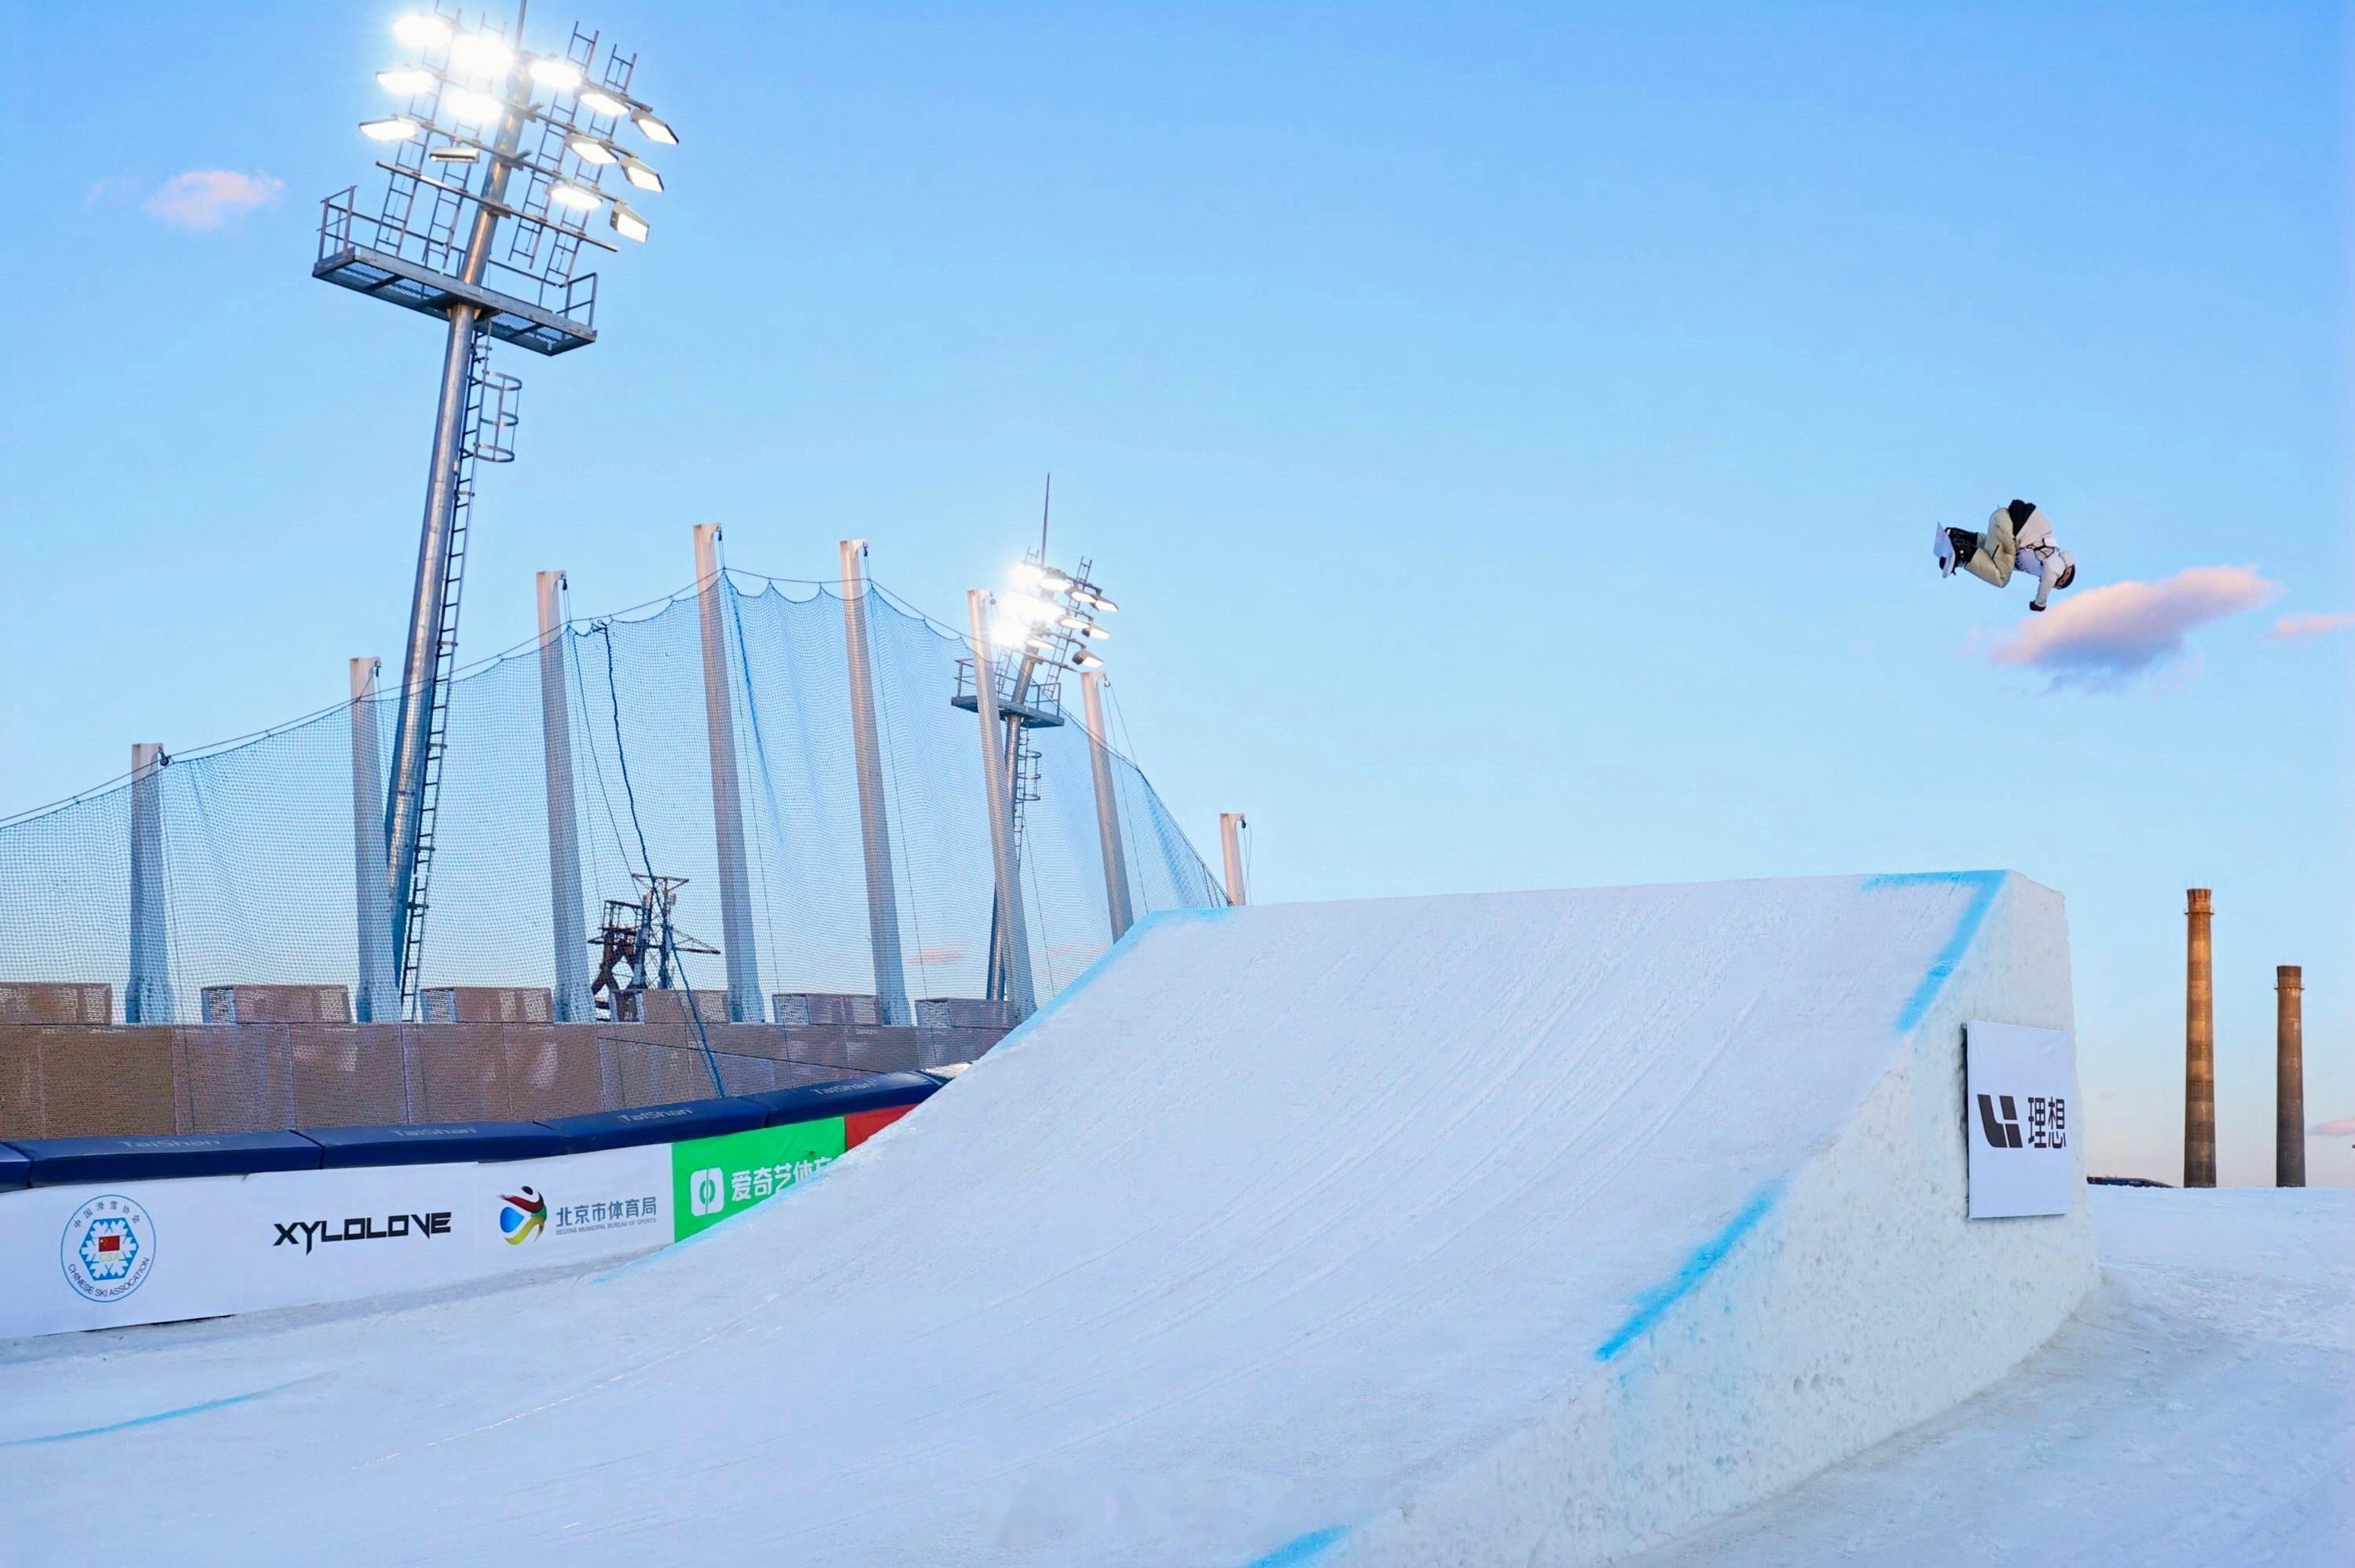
[610,200,650,242]
[529,57,585,91]
[633,111,679,145]
[392,13,453,49]
[360,115,424,141]
[620,156,663,193]
[442,87,502,123]
[548,182,603,211]
[427,145,481,164]
[567,134,618,165]
[446,33,515,78]
[578,87,629,117]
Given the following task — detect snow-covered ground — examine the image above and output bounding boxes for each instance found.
[1631,1186,2355,1567]
[4,877,2330,1566]
[0,876,2089,1565]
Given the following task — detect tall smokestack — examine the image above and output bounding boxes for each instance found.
[2184,888,2215,1189]
[2276,965,2304,1188]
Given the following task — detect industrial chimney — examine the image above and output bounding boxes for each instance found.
[2277,965,2304,1188]
[2184,888,2215,1189]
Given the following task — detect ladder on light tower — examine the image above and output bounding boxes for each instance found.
[393,338,519,1010]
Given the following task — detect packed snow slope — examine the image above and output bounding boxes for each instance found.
[1630,1187,2355,1567]
[0,874,2092,1566]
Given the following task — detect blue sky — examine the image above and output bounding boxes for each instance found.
[2,2,2347,1185]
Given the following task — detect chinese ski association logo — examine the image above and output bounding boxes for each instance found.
[498,1185,548,1245]
[61,1193,157,1303]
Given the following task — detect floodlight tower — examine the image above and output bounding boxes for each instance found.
[313,5,677,1016]
[957,528,1118,1006]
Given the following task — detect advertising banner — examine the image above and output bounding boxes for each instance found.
[0,1145,668,1340]
[672,1117,846,1241]
[1964,1020,2075,1219]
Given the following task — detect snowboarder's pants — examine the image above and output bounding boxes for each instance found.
[1951,518,2016,588]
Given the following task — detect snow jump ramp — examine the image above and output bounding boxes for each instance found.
[1,872,2094,1566]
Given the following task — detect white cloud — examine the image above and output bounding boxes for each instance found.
[2268,611,2355,642]
[142,169,285,231]
[1988,565,2277,689]
[2309,1116,2355,1138]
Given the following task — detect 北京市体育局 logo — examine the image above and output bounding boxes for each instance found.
[61,1193,157,1303]
[499,1185,548,1245]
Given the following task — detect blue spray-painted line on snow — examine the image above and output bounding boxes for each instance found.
[1862,870,2005,1033]
[1245,1525,1350,1567]
[0,1379,301,1448]
[1587,874,2005,1365]
[1594,1181,1781,1363]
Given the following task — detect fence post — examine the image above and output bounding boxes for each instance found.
[967,591,1035,1015]
[694,524,762,1022]
[348,660,398,1023]
[839,540,910,1024]
[1220,811,1249,907]
[537,573,592,1022]
[1079,670,1134,941]
[126,742,174,1023]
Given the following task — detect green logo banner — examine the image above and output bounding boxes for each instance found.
[671,1117,848,1240]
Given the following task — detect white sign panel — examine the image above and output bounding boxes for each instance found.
[0,1145,669,1340]
[1964,1020,2075,1219]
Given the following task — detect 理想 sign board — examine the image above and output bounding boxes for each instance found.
[0,1144,667,1339]
[1964,1020,2075,1219]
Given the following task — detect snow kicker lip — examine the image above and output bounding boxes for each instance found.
[0,873,2093,1568]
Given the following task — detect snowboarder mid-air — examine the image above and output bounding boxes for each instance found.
[1936,500,2077,612]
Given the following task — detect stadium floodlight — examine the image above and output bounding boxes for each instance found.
[442,86,503,123]
[1061,617,1110,639]
[446,33,515,77]
[1071,647,1104,670]
[529,57,585,91]
[392,13,453,49]
[313,12,683,1021]
[1008,562,1044,587]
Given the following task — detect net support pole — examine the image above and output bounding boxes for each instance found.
[1220,811,1249,907]
[967,592,1036,1017]
[348,659,398,1024]
[694,524,762,1022]
[839,540,910,1024]
[1079,671,1134,940]
[125,742,174,1024]
[537,573,592,1023]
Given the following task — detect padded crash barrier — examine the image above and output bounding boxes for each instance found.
[4,1069,945,1187]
